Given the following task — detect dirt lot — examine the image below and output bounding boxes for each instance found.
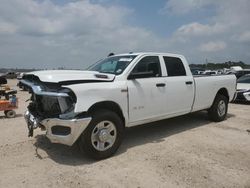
[0,79,250,188]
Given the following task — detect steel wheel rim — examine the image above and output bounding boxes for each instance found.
[217,100,226,117]
[91,120,117,151]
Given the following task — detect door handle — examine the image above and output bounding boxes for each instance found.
[156,83,166,87]
[185,81,193,85]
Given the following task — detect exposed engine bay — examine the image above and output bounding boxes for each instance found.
[21,75,79,137]
[20,70,114,142]
[25,76,75,114]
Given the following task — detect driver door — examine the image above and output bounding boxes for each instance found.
[127,56,166,124]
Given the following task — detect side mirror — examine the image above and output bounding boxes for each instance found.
[127,71,154,80]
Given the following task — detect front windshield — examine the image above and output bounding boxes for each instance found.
[237,75,250,83]
[88,55,137,75]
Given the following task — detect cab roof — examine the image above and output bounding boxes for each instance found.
[112,52,184,58]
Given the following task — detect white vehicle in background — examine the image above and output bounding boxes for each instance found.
[21,52,236,159]
[17,72,24,80]
[234,74,250,101]
[197,70,205,74]
[230,66,243,72]
[202,70,218,75]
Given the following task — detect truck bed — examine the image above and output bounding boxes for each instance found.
[191,74,236,112]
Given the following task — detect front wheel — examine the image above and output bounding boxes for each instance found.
[78,110,124,160]
[208,94,228,122]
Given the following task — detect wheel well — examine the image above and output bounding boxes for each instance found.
[87,101,125,125]
[217,88,229,101]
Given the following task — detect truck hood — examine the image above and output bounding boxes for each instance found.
[25,70,115,84]
[237,83,250,91]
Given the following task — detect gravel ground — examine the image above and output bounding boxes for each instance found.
[0,79,250,188]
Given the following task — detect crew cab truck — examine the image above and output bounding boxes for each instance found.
[21,52,236,159]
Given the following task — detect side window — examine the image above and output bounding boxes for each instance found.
[131,56,161,77]
[163,56,186,76]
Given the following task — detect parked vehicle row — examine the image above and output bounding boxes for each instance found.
[191,66,250,79]
[0,71,27,79]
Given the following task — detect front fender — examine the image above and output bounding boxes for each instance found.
[66,82,128,122]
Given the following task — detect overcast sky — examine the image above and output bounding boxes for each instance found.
[0,0,250,69]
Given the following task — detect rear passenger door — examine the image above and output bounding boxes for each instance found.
[161,56,195,116]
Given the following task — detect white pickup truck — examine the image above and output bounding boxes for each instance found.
[21,52,236,159]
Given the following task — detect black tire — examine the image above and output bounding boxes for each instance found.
[5,110,16,118]
[208,94,228,122]
[78,109,124,160]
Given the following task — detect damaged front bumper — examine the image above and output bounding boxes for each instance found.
[24,110,91,146]
[21,79,92,146]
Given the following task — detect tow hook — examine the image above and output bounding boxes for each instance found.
[28,123,33,137]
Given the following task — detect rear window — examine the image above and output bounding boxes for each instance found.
[163,56,186,76]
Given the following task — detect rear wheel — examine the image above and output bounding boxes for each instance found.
[5,110,16,118]
[208,94,228,122]
[78,110,124,160]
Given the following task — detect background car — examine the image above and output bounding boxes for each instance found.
[2,72,17,79]
[234,74,250,102]
[234,69,250,79]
